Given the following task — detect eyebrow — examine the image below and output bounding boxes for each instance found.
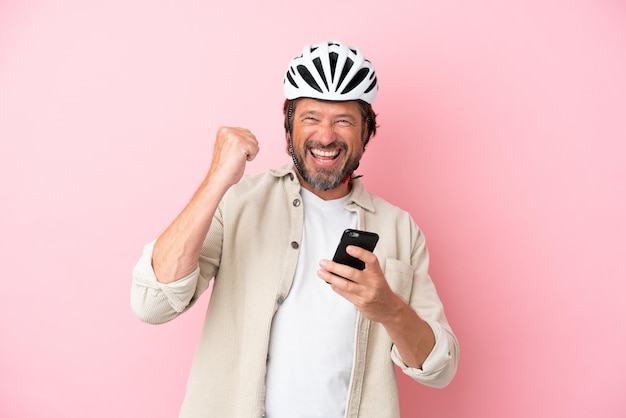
[299,110,359,120]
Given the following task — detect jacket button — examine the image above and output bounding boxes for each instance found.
[291,241,299,249]
[292,198,301,207]
[277,296,285,305]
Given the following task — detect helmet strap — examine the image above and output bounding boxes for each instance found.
[287,100,306,178]
[288,133,306,178]
[287,100,295,133]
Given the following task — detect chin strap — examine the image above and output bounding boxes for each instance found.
[288,134,305,178]
[342,173,363,184]
[345,160,363,183]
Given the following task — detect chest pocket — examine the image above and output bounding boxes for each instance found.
[384,258,414,304]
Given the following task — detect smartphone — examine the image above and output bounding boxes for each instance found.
[332,229,379,270]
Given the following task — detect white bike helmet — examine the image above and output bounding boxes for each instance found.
[284,41,378,104]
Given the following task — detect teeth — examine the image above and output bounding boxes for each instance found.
[311,148,339,158]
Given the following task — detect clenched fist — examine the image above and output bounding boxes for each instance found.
[207,127,260,189]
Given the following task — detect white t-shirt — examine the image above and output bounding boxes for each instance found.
[264,188,358,418]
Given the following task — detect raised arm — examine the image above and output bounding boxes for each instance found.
[152,127,259,284]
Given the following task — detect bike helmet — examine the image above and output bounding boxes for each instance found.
[284,41,378,104]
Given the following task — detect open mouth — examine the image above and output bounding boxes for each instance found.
[310,148,341,161]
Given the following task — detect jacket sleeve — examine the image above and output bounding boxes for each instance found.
[391,319,459,388]
[130,203,224,324]
[391,224,459,388]
[130,241,202,324]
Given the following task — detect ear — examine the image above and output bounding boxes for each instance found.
[285,132,292,156]
[362,118,371,149]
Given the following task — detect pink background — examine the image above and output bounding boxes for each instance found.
[1,0,625,417]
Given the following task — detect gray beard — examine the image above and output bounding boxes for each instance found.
[289,137,364,191]
[297,152,362,191]
[301,166,349,191]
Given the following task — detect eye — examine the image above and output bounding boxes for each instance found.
[335,119,354,126]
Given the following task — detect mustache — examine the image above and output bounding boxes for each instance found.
[304,139,348,151]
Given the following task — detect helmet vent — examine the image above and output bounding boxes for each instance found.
[329,52,338,82]
[297,65,323,93]
[364,76,377,94]
[313,57,329,91]
[336,58,354,91]
[286,71,298,88]
[341,68,369,94]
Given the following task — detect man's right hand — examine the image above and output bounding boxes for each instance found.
[206,127,259,189]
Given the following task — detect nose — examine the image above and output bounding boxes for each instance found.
[316,120,336,145]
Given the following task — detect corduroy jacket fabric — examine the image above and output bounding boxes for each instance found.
[131,164,459,418]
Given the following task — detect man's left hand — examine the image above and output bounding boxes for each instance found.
[318,245,436,369]
[317,245,403,323]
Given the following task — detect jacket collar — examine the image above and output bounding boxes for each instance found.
[270,164,376,213]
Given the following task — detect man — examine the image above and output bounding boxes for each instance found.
[131,41,459,418]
